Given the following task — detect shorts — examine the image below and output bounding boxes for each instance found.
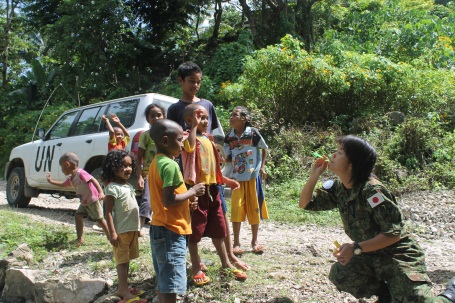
[217,184,228,214]
[189,184,226,243]
[75,200,104,220]
[138,177,151,222]
[230,177,269,225]
[150,225,188,295]
[113,231,139,265]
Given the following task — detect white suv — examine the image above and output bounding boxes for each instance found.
[5,93,225,208]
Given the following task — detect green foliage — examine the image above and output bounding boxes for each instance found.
[43,229,70,251]
[264,126,340,183]
[222,34,455,129]
[323,0,455,69]
[204,32,254,84]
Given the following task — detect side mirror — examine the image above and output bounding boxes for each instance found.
[36,128,45,139]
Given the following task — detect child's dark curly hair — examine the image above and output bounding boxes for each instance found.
[101,150,136,182]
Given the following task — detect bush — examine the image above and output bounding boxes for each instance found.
[221,35,455,130]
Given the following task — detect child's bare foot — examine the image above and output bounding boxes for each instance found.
[233,260,251,271]
[233,245,243,256]
[252,244,264,254]
[71,239,84,247]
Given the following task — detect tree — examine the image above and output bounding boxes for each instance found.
[1,0,34,88]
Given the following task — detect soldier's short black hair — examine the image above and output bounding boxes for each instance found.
[178,62,202,80]
[337,135,377,186]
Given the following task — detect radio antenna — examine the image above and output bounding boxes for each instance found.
[32,84,76,142]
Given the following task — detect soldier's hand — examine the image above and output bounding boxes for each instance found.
[333,243,354,266]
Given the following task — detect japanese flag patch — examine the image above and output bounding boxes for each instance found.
[367,191,385,208]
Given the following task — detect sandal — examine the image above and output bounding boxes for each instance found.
[193,271,210,286]
[220,268,247,281]
[118,296,147,303]
[114,288,145,298]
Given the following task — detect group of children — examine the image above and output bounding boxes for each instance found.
[44,61,455,303]
[46,62,269,303]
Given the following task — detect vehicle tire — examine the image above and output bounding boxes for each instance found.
[6,167,31,208]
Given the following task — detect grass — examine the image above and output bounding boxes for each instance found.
[264,178,341,226]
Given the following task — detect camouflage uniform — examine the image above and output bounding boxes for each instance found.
[306,178,451,303]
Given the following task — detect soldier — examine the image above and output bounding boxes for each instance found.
[299,135,455,303]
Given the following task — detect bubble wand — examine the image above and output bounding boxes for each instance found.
[313,152,330,162]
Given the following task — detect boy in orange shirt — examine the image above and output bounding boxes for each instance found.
[148,119,205,303]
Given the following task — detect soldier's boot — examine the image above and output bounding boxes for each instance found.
[374,281,392,303]
[440,277,455,302]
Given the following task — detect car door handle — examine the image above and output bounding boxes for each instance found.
[56,143,62,146]
[86,139,92,143]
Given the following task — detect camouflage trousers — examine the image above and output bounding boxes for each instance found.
[328,247,450,303]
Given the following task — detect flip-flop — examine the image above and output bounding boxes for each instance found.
[118,296,147,303]
[193,272,210,286]
[252,245,264,254]
[221,268,247,281]
[233,246,243,256]
[233,261,251,271]
[114,288,145,297]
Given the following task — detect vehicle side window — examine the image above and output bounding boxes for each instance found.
[105,99,138,129]
[48,111,78,140]
[74,106,103,136]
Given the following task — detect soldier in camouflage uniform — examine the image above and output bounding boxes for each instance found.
[299,135,455,303]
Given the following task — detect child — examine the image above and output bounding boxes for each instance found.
[148,119,206,303]
[299,135,455,303]
[102,113,131,151]
[224,106,269,255]
[135,103,166,236]
[46,152,109,246]
[182,104,247,285]
[167,62,220,133]
[167,61,250,271]
[101,150,146,303]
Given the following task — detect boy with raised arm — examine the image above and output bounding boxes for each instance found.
[102,113,131,151]
[182,104,247,285]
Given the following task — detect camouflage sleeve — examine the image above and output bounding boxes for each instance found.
[366,185,404,237]
[305,179,338,211]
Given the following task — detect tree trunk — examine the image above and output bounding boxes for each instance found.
[2,0,18,89]
[297,0,319,53]
[238,0,261,48]
[208,0,223,48]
